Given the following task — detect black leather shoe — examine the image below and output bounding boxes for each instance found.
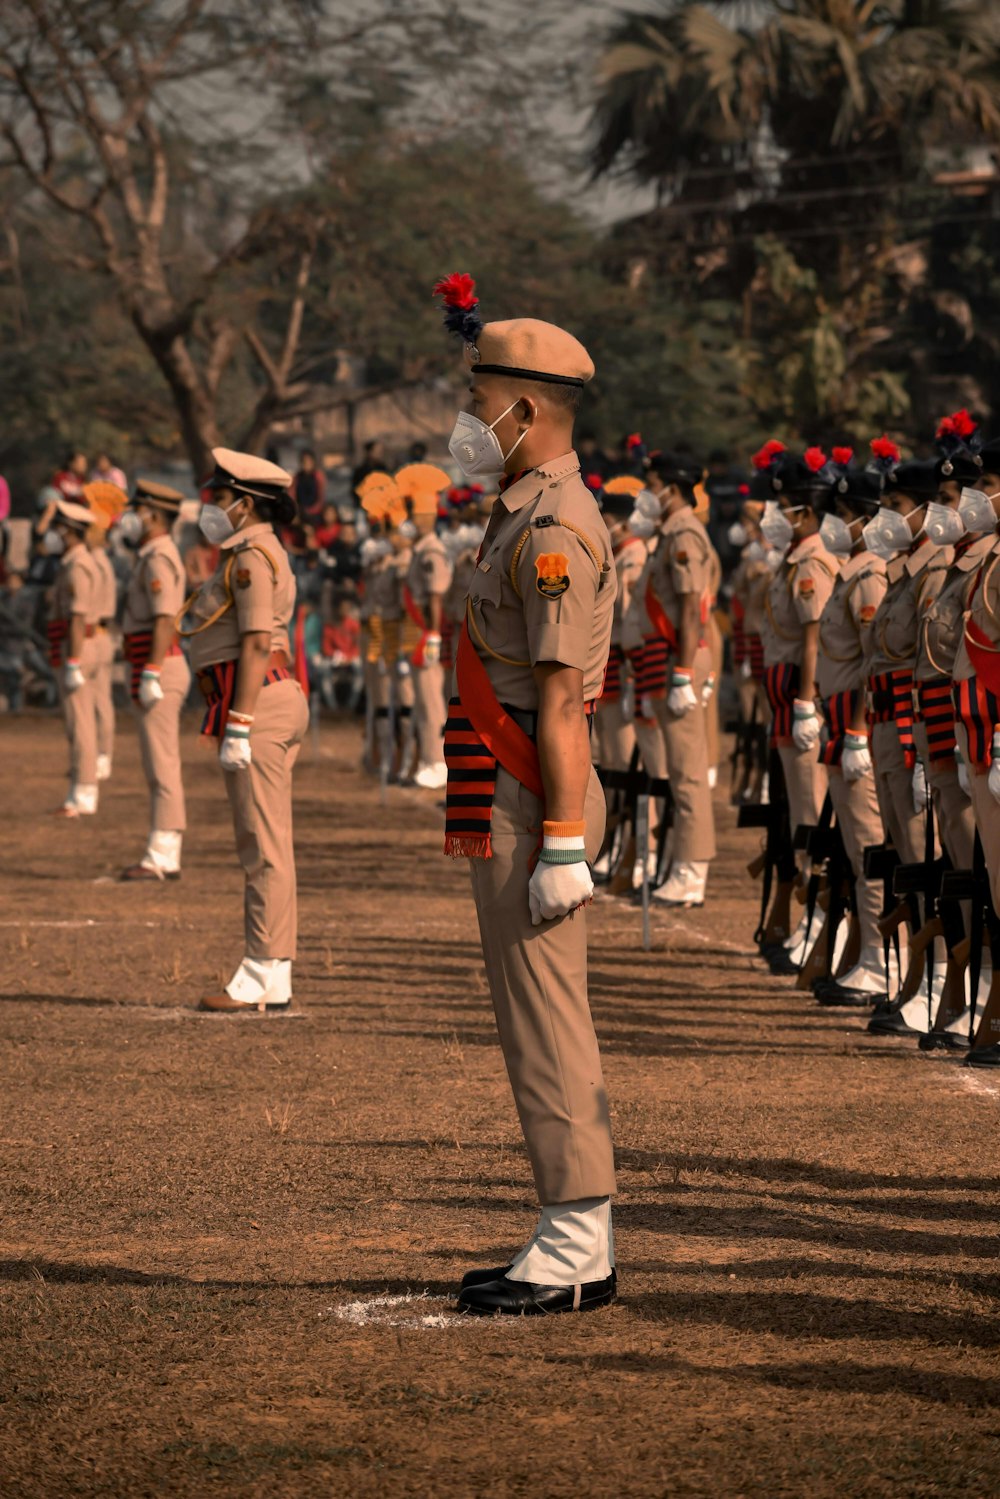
[766,948,802,976]
[816,983,886,1008]
[456,1268,617,1316]
[459,1263,513,1291]
[966,1043,1000,1068]
[868,1007,925,1037]
[918,1031,969,1053]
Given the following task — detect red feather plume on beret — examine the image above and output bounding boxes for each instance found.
[870,435,901,462]
[804,446,827,473]
[936,407,976,440]
[832,447,854,467]
[433,272,483,344]
[751,438,786,471]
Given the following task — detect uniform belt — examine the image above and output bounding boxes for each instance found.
[501,701,596,740]
[96,622,110,632]
[84,623,96,638]
[197,650,290,697]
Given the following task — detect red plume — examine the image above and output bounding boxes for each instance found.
[832,446,853,467]
[804,447,827,473]
[433,272,478,311]
[870,435,900,462]
[626,432,643,451]
[751,438,785,471]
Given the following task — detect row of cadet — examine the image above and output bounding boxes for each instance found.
[711,412,1000,1068]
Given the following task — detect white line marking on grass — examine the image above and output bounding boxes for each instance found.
[327,1292,469,1329]
[0,919,162,929]
[959,1069,1000,1101]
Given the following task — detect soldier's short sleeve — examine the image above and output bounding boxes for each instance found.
[518,521,606,671]
[67,556,94,617]
[423,544,452,596]
[232,547,276,635]
[849,568,887,632]
[793,560,835,624]
[145,551,185,618]
[668,524,710,597]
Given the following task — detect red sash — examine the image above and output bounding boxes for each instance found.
[644,580,678,652]
[47,618,68,669]
[123,631,182,703]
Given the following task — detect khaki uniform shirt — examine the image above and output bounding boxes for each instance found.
[91,548,118,623]
[186,522,296,673]
[762,533,840,668]
[867,539,951,676]
[916,534,995,683]
[816,550,887,698]
[51,544,99,625]
[647,505,713,629]
[407,532,453,617]
[732,551,774,637]
[445,549,478,626]
[953,536,1000,683]
[123,534,187,633]
[466,453,616,710]
[366,553,401,622]
[612,536,649,649]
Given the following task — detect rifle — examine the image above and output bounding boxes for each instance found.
[596,756,674,895]
[864,842,902,994]
[920,865,974,1052]
[887,778,943,1017]
[965,834,1000,1058]
[595,747,640,887]
[740,748,795,962]
[797,814,855,993]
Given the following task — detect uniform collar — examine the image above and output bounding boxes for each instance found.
[956,533,997,570]
[903,539,942,577]
[498,452,580,513]
[838,550,873,580]
[221,520,273,551]
[787,531,825,564]
[138,532,171,559]
[661,503,696,535]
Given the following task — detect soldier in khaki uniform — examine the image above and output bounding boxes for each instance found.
[730,507,775,802]
[434,273,617,1315]
[594,476,643,776]
[397,463,454,790]
[47,496,103,817]
[117,479,191,881]
[86,508,119,785]
[813,459,888,1004]
[182,449,309,1013]
[635,450,717,908]
[356,473,400,773]
[760,451,840,838]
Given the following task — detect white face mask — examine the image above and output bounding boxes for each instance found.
[117,510,145,546]
[448,400,526,481]
[359,537,392,567]
[633,488,661,522]
[959,486,1000,534]
[818,512,855,557]
[862,506,912,560]
[397,519,418,543]
[727,521,748,549]
[628,510,657,540]
[743,540,766,563]
[761,500,794,550]
[42,528,65,556]
[923,500,965,546]
[199,497,242,544]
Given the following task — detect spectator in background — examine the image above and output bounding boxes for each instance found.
[52,451,88,500]
[704,447,748,580]
[318,517,361,624]
[292,449,326,524]
[313,503,341,550]
[351,439,384,495]
[91,452,127,491]
[405,439,428,464]
[578,431,610,496]
[0,470,10,585]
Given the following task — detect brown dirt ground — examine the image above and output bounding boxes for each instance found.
[2,711,999,1499]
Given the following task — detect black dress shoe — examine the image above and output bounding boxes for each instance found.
[766,948,802,976]
[966,1043,1000,1068]
[816,983,886,1009]
[459,1263,513,1291]
[918,1031,970,1053]
[457,1268,617,1317]
[867,1007,925,1037]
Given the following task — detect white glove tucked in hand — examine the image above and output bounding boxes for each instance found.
[841,731,872,783]
[989,732,1000,806]
[64,659,85,694]
[528,820,593,925]
[666,669,698,718]
[956,748,971,798]
[220,722,252,771]
[422,632,442,666]
[701,672,716,706]
[138,667,164,708]
[912,758,928,814]
[792,698,820,753]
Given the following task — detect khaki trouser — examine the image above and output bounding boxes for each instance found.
[135,654,190,832]
[224,679,309,960]
[92,627,116,762]
[957,724,1000,915]
[826,764,885,953]
[777,740,826,834]
[914,721,975,872]
[872,720,925,864]
[594,699,635,772]
[653,644,716,863]
[705,612,723,772]
[61,634,100,788]
[469,763,615,1205]
[412,658,446,766]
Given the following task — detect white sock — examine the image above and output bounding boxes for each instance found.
[506,1197,613,1286]
[144,830,182,874]
[225,957,292,1006]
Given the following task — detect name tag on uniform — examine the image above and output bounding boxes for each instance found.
[533,515,555,529]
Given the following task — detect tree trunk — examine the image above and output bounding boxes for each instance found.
[135,320,221,482]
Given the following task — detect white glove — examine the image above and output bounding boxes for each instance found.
[792,698,821,753]
[64,659,85,694]
[989,732,1000,805]
[702,672,716,706]
[528,823,593,925]
[138,667,164,708]
[397,659,411,680]
[740,659,753,681]
[841,732,872,782]
[956,750,971,798]
[666,670,698,718]
[912,758,928,814]
[422,632,442,666]
[640,693,656,720]
[220,724,252,771]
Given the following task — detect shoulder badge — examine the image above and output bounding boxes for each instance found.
[150,578,163,595]
[798,576,816,597]
[536,552,570,600]
[236,567,252,590]
[859,603,877,623]
[675,548,690,565]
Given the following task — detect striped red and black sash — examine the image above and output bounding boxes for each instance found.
[732,600,746,666]
[763,662,799,744]
[632,637,670,715]
[123,631,182,703]
[747,634,765,681]
[444,702,499,858]
[196,657,294,739]
[47,618,68,669]
[868,669,916,768]
[600,644,624,702]
[954,677,1000,770]
[917,680,957,763]
[440,616,455,670]
[820,689,857,767]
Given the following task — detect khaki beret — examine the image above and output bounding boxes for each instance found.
[133,477,187,510]
[82,480,126,527]
[467,318,594,387]
[55,497,96,528]
[208,446,292,496]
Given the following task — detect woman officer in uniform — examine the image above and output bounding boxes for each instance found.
[182,449,309,1013]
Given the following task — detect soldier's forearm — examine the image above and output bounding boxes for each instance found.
[231,631,271,717]
[534,662,589,824]
[800,622,820,700]
[677,593,701,671]
[68,615,86,659]
[149,614,175,669]
[427,593,443,633]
